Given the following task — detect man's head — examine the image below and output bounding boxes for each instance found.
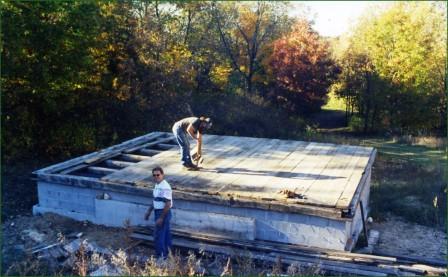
[152,166,164,182]
[199,116,212,130]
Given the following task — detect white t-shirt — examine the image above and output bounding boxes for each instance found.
[153,179,173,209]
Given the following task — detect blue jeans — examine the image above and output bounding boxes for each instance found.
[154,209,172,258]
[172,123,191,165]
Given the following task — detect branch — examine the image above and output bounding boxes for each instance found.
[212,4,245,76]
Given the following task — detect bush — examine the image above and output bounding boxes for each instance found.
[348,116,363,132]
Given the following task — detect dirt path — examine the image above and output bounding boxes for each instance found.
[371,215,447,260]
[309,109,347,130]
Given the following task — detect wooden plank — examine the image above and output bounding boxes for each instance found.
[263,143,339,207]
[156,143,176,150]
[99,133,211,184]
[125,134,227,187]
[372,251,447,267]
[87,166,118,175]
[133,227,392,265]
[131,233,390,276]
[179,136,271,192]
[153,134,228,183]
[84,132,165,164]
[36,173,153,195]
[250,141,310,194]
[119,153,152,162]
[290,143,340,199]
[163,135,257,190]
[335,148,376,209]
[171,189,343,218]
[346,149,377,211]
[302,145,360,207]
[35,132,164,174]
[138,149,162,156]
[123,136,176,154]
[215,139,305,199]
[36,172,342,218]
[59,163,89,175]
[101,149,179,184]
[104,160,134,168]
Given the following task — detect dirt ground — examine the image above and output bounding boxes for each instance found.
[371,214,447,259]
[2,211,446,275]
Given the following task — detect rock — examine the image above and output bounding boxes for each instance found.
[64,239,94,254]
[13,244,25,252]
[89,265,123,276]
[64,239,112,256]
[22,229,45,242]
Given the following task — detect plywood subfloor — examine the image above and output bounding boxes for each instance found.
[101,133,375,209]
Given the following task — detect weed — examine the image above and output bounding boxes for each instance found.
[74,240,89,276]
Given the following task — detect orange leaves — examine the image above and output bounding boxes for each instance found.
[267,20,337,113]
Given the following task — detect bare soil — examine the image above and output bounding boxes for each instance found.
[371,214,447,259]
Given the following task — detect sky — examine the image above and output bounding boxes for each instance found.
[289,1,389,37]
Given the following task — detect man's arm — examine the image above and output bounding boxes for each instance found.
[186,124,198,139]
[155,200,171,226]
[196,132,202,156]
[144,205,154,220]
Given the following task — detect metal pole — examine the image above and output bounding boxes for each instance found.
[360,200,368,247]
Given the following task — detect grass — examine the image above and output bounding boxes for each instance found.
[300,130,447,228]
[322,92,346,111]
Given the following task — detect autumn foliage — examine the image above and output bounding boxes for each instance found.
[268,20,338,114]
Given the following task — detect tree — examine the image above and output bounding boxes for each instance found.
[335,2,447,134]
[212,1,290,94]
[267,20,338,114]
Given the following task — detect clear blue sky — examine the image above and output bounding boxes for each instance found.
[288,1,390,37]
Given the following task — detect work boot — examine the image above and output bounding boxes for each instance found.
[183,161,199,170]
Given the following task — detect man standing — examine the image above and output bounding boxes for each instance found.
[172,116,212,169]
[144,166,172,259]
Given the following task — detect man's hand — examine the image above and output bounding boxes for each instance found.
[144,208,153,220]
[156,217,164,226]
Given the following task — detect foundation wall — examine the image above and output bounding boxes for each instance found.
[34,181,350,251]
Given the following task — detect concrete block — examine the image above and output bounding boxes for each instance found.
[171,209,255,240]
[255,218,346,251]
[95,199,151,227]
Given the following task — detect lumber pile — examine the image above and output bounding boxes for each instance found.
[131,227,446,276]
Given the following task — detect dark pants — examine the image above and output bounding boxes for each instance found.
[172,123,191,165]
[154,209,172,258]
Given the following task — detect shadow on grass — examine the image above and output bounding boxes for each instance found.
[370,154,446,229]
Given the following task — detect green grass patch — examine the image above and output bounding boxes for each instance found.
[323,92,346,111]
[361,139,447,167]
[298,131,447,228]
[369,154,446,228]
[362,139,446,228]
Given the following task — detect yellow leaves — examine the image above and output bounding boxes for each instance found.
[112,78,118,89]
[210,64,232,87]
[161,45,192,66]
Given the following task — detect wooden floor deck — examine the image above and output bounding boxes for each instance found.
[100,133,376,210]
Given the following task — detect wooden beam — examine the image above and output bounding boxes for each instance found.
[87,166,118,175]
[138,149,162,156]
[34,132,164,174]
[124,136,176,154]
[104,160,134,168]
[59,164,88,175]
[156,143,176,150]
[130,233,390,276]
[119,153,152,162]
